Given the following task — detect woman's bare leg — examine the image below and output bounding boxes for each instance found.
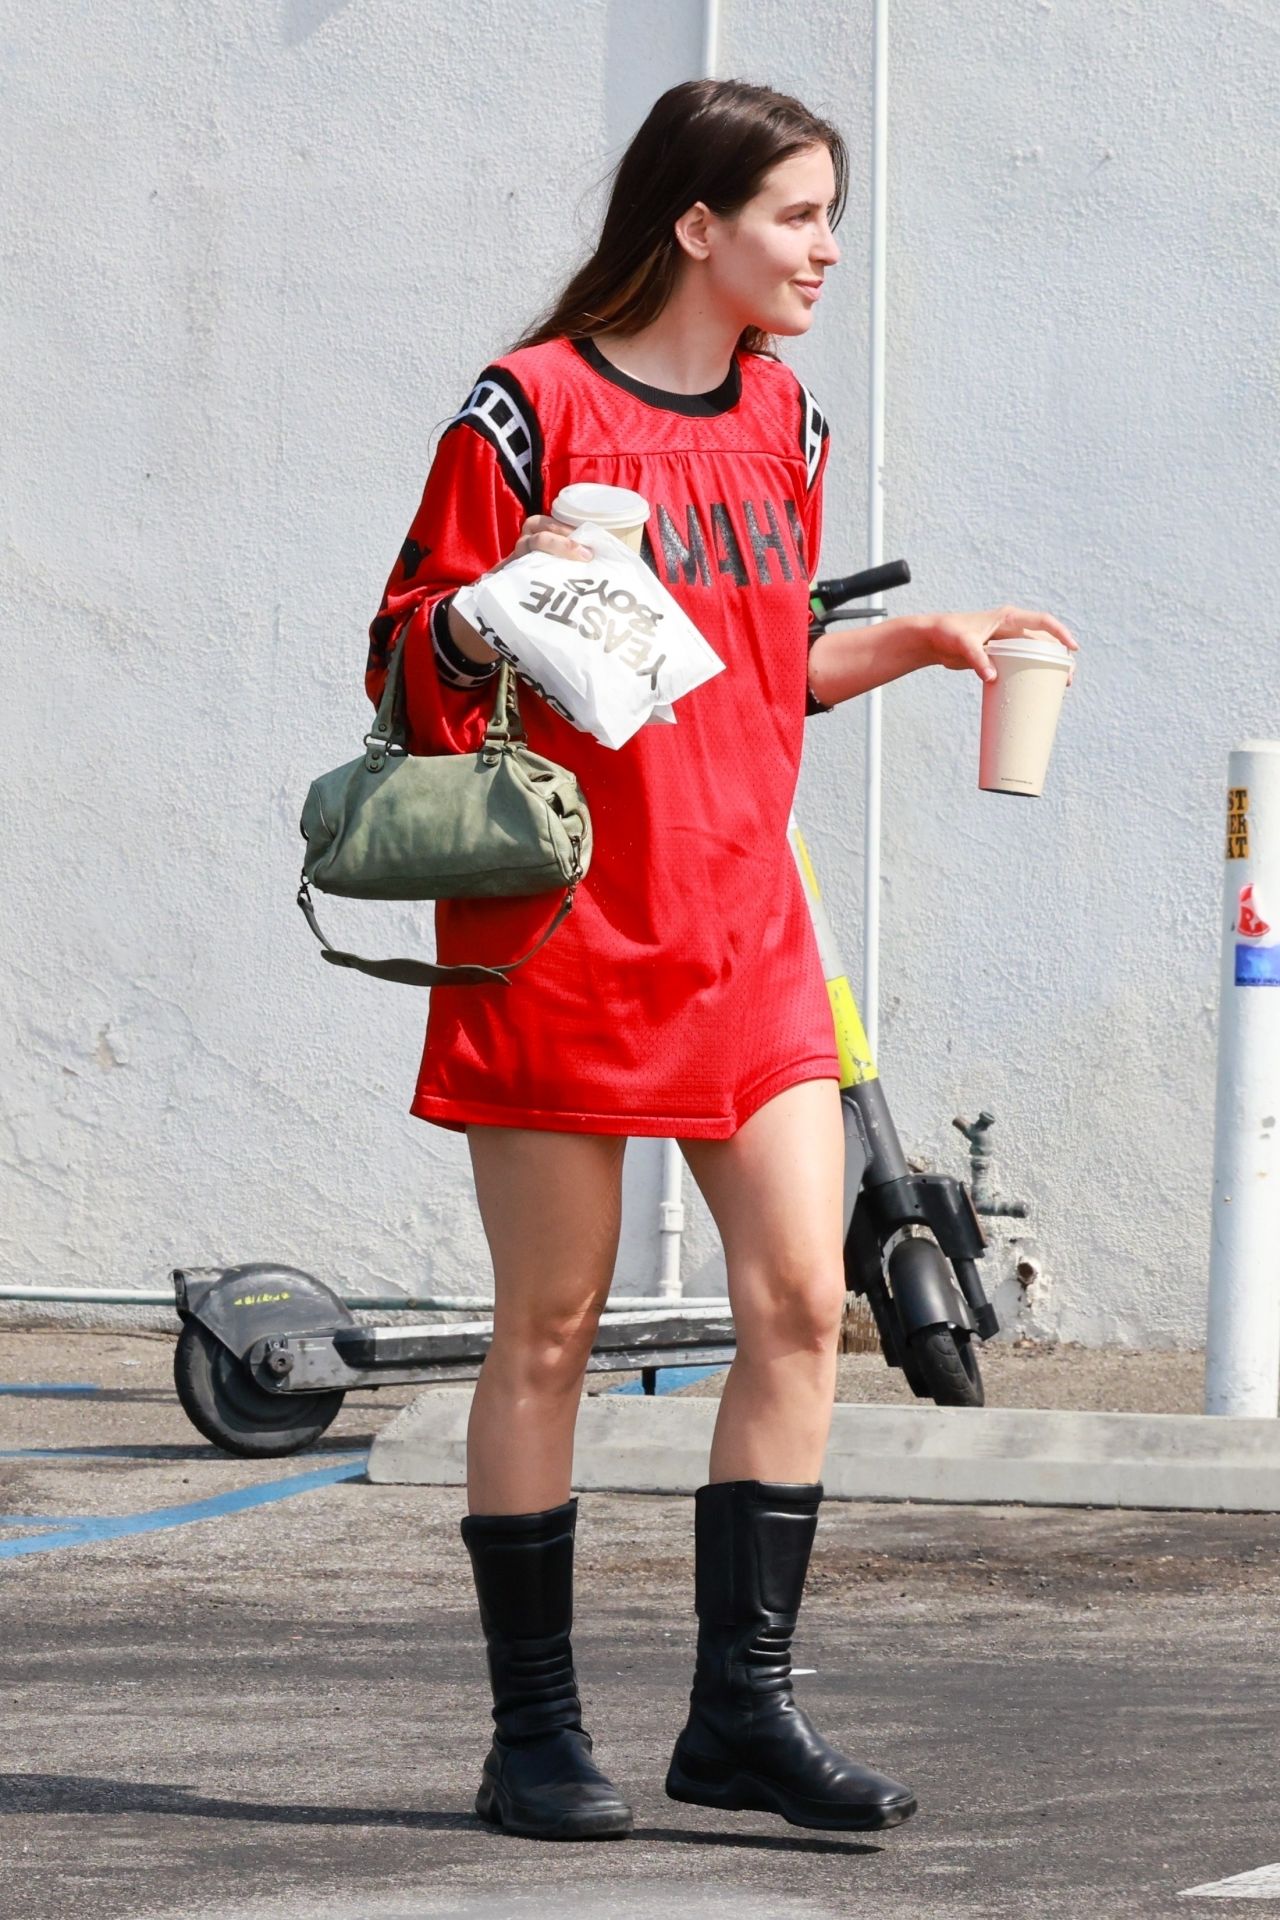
[465,1124,627,1514]
[679,1078,846,1483]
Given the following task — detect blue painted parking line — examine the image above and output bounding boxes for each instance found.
[610,1363,729,1396]
[0,1455,369,1559]
[0,1515,104,1527]
[0,1383,100,1396]
[0,1448,197,1460]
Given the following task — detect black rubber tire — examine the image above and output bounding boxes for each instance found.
[896,1321,931,1398]
[173,1319,346,1458]
[905,1323,985,1408]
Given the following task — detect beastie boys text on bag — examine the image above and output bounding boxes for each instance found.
[453,521,725,749]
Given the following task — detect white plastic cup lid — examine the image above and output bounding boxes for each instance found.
[986,630,1072,665]
[551,483,650,529]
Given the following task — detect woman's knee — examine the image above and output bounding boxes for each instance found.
[732,1258,846,1362]
[487,1301,604,1397]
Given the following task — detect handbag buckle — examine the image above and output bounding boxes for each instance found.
[481,726,513,766]
[363,731,407,773]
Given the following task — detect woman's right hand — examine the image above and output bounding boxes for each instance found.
[447,517,595,667]
[502,514,595,567]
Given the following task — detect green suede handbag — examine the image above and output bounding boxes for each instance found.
[297,635,592,988]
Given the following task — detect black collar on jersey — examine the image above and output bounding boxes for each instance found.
[572,335,742,417]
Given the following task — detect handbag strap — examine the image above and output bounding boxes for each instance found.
[296,877,579,988]
[363,622,410,768]
[365,615,524,773]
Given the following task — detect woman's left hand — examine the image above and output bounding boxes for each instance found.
[923,606,1079,687]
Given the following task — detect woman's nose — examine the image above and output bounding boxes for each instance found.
[813,223,840,268]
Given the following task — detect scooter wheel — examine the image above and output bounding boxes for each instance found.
[905,1324,984,1408]
[174,1319,346,1458]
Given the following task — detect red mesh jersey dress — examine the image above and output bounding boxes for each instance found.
[366,335,839,1138]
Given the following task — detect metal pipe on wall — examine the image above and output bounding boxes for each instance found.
[0,1285,731,1313]
[863,0,889,1063]
[656,0,897,1298]
[702,0,721,79]
[657,1139,687,1300]
[649,0,725,1303]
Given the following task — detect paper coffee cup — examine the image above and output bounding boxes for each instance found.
[551,482,650,554]
[978,630,1072,797]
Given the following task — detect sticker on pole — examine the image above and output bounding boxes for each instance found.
[1235,882,1280,985]
[1226,786,1250,860]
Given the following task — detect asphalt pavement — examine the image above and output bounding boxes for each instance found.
[1,1329,1278,1919]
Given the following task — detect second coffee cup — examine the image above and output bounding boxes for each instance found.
[551,482,651,555]
[979,631,1073,797]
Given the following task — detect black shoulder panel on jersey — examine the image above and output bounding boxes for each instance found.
[443,364,545,513]
[797,380,829,491]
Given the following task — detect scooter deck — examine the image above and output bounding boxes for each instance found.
[251,1310,738,1394]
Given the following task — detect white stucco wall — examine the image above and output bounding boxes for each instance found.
[2,0,1276,1345]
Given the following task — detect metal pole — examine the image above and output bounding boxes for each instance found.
[863,0,889,1062]
[657,1138,686,1300]
[1204,741,1280,1417]
[647,0,727,1304]
[0,1285,730,1313]
[702,0,721,78]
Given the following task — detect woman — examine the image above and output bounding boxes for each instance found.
[368,78,1076,1842]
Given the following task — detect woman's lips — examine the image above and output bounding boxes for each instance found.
[793,281,824,303]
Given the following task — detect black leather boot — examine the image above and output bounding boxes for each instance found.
[665,1479,918,1831]
[460,1497,633,1840]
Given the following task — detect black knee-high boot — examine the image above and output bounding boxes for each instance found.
[665,1480,918,1832]
[460,1497,633,1840]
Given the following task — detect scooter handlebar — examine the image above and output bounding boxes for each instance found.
[811,559,911,615]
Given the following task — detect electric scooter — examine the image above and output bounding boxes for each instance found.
[802,559,995,1409]
[171,558,997,1457]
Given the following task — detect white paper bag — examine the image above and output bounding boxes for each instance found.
[452,522,724,749]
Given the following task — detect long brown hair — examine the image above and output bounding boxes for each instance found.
[511,78,848,359]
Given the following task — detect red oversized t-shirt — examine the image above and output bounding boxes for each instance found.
[366,335,839,1137]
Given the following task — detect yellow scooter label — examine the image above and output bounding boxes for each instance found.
[828,976,878,1087]
[791,830,824,905]
[789,817,879,1087]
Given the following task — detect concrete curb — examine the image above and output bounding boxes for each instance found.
[367,1387,1280,1512]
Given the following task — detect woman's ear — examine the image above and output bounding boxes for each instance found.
[673,201,713,262]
